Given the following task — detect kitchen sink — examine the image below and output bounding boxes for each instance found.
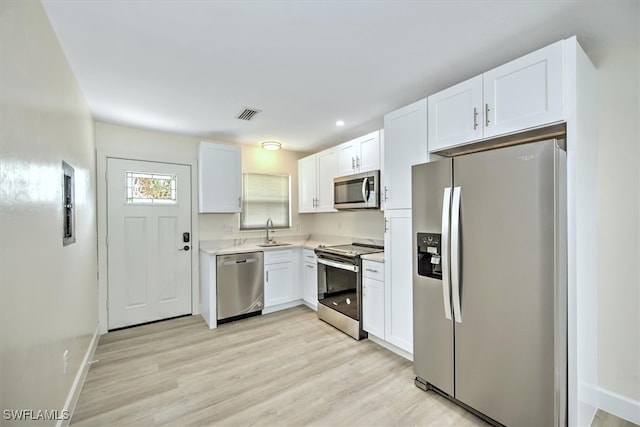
[256,242,292,248]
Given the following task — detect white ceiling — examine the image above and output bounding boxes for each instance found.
[42,0,639,153]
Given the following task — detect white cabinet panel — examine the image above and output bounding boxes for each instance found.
[264,248,299,309]
[298,148,337,213]
[302,249,317,308]
[336,130,381,176]
[428,76,483,151]
[484,40,563,138]
[383,99,428,210]
[316,148,338,211]
[363,274,385,338]
[337,141,358,177]
[198,142,241,213]
[384,209,413,353]
[428,40,564,153]
[298,154,317,213]
[264,262,294,307]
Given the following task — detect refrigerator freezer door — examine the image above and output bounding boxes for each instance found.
[453,140,560,426]
[412,159,455,396]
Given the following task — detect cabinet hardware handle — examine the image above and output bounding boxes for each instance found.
[365,268,378,273]
[473,107,478,130]
[383,186,388,202]
[352,157,355,169]
[238,196,242,208]
[266,271,269,282]
[485,104,490,127]
[356,156,360,168]
[384,218,389,233]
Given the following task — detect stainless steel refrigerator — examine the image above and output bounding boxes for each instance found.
[412,139,567,427]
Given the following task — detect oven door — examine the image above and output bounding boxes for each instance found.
[317,257,359,320]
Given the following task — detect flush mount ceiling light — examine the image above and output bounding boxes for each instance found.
[261,141,282,151]
[336,120,345,126]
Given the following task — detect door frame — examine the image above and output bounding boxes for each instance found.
[97,150,200,334]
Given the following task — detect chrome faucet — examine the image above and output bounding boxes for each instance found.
[265,218,274,243]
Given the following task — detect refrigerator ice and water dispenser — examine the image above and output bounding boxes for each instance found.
[417,232,442,279]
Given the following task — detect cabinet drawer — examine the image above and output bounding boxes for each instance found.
[362,260,384,281]
[264,249,294,265]
[302,248,317,262]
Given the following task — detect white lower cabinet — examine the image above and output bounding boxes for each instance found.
[362,259,385,338]
[302,249,318,309]
[264,249,298,308]
[384,209,413,353]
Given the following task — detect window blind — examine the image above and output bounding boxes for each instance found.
[240,173,291,230]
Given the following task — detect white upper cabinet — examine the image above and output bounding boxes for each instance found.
[198,142,242,213]
[484,40,563,137]
[428,40,564,152]
[298,154,317,213]
[298,147,338,213]
[336,130,380,177]
[428,75,483,150]
[382,98,428,210]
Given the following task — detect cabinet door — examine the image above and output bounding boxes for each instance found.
[428,75,483,152]
[316,148,338,212]
[264,262,294,307]
[336,141,358,177]
[198,142,241,213]
[298,154,317,213]
[483,40,563,138]
[302,261,318,308]
[362,274,384,338]
[384,209,413,353]
[356,130,380,173]
[383,99,428,210]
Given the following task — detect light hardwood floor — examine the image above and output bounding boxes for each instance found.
[72,306,490,426]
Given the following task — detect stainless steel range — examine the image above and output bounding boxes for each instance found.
[315,243,383,340]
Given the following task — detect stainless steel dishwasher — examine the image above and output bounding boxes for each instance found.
[216,252,264,322]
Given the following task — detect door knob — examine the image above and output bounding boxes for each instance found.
[179,245,190,251]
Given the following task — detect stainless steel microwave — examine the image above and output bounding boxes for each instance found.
[334,170,380,210]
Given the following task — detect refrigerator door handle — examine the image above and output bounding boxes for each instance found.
[441,187,453,321]
[451,186,462,323]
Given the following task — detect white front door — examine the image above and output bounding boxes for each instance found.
[107,158,192,330]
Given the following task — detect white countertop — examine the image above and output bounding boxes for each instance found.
[199,235,382,256]
[361,252,385,262]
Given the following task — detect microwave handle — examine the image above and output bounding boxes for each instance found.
[361,177,370,202]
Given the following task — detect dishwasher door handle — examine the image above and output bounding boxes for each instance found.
[222,258,258,266]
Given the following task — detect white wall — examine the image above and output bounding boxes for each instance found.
[0,0,98,422]
[306,211,384,241]
[589,33,640,418]
[94,122,313,242]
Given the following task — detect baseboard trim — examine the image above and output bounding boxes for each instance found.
[368,334,413,362]
[577,382,598,427]
[57,324,100,427]
[597,386,640,425]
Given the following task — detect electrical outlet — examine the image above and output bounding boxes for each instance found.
[63,350,69,374]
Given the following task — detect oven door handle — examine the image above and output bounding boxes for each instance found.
[317,258,358,273]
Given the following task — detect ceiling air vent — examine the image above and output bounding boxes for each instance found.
[236,108,261,121]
